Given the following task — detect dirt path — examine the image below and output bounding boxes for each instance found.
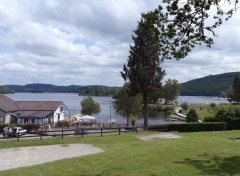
[0,144,103,171]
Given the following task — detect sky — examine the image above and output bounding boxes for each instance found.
[0,0,240,87]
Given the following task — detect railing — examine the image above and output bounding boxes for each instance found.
[0,127,142,142]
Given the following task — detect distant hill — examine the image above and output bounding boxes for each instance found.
[180,72,240,96]
[0,86,15,94]
[3,83,120,96]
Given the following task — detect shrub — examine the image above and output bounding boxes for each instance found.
[56,120,70,128]
[210,103,216,108]
[168,122,226,132]
[186,108,199,122]
[204,117,222,122]
[181,102,189,111]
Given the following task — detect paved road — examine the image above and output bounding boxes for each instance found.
[0,144,103,171]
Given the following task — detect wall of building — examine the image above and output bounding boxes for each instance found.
[0,110,5,123]
[53,103,68,123]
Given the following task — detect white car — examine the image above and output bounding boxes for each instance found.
[8,126,27,137]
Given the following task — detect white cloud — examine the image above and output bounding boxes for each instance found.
[0,0,239,86]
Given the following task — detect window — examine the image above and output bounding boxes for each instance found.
[60,107,64,112]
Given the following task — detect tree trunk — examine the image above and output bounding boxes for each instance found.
[143,98,148,129]
[126,116,129,127]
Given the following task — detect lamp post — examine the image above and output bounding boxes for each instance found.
[110,106,112,128]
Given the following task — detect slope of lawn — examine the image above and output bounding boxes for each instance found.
[0,131,240,176]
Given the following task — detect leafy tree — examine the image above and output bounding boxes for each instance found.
[114,83,142,127]
[186,108,199,122]
[0,86,15,94]
[181,102,189,112]
[162,79,181,104]
[80,96,101,115]
[227,85,234,102]
[121,15,165,129]
[146,1,238,61]
[232,75,240,102]
[130,114,138,127]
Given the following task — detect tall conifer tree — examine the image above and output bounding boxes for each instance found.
[121,15,165,129]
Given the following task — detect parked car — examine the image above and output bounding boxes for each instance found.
[7,126,27,137]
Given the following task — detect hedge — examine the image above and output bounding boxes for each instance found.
[168,122,226,132]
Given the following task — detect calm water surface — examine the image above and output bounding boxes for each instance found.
[6,93,228,125]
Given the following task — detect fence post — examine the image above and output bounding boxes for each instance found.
[17,132,19,142]
[119,127,121,135]
[101,128,103,137]
[40,128,42,140]
[135,126,137,133]
[62,129,64,139]
[81,129,83,138]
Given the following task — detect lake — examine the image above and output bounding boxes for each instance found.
[6,93,228,126]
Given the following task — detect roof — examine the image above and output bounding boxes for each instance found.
[0,94,68,116]
[16,111,53,118]
[15,101,66,111]
[0,94,18,112]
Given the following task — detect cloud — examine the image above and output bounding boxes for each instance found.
[0,0,239,86]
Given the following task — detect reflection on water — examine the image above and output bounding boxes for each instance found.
[6,93,228,125]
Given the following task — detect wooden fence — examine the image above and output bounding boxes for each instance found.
[0,127,141,142]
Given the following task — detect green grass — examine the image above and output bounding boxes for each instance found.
[1,131,240,176]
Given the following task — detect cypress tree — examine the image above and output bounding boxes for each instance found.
[121,15,165,129]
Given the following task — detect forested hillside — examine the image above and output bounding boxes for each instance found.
[180,72,240,96]
[4,83,119,96]
[0,86,15,94]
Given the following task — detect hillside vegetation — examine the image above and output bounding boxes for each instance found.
[4,83,119,96]
[0,86,14,94]
[180,72,240,96]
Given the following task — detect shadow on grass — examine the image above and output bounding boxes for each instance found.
[175,153,240,176]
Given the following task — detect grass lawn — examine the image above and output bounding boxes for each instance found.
[1,131,240,176]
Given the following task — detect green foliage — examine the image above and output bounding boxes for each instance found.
[55,121,70,128]
[210,103,216,108]
[0,86,15,94]
[148,104,165,112]
[231,75,240,102]
[114,84,142,127]
[168,122,226,132]
[79,86,118,96]
[121,14,165,128]
[0,123,39,132]
[130,114,138,126]
[149,1,236,61]
[80,96,101,115]
[180,72,240,96]
[186,109,199,122]
[204,117,221,122]
[162,79,181,102]
[5,83,120,94]
[181,102,189,112]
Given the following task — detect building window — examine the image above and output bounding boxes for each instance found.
[60,107,63,112]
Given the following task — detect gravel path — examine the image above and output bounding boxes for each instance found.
[137,133,181,141]
[0,144,103,171]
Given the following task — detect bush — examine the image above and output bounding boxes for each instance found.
[55,121,70,128]
[210,103,216,108]
[204,117,222,122]
[168,122,226,132]
[181,102,189,111]
[0,123,40,132]
[186,108,199,122]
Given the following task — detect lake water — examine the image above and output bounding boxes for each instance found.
[6,93,228,126]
